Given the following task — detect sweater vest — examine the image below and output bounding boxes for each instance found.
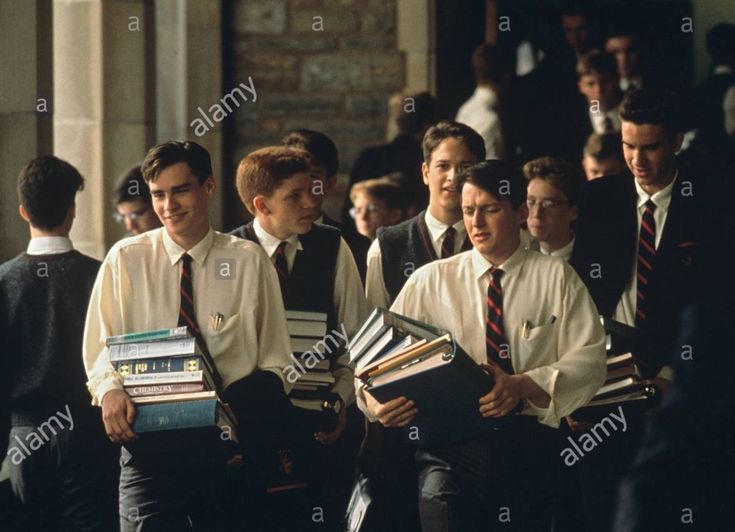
[230,222,341,337]
[377,211,471,302]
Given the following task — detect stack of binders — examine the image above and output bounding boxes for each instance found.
[286,310,342,423]
[107,326,238,441]
[576,352,656,413]
[350,308,509,446]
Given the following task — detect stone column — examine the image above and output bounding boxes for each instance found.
[54,0,156,259]
[156,0,223,229]
[0,0,53,262]
[397,0,436,94]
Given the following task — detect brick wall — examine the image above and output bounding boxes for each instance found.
[231,0,405,220]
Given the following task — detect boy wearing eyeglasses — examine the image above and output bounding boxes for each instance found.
[349,177,406,241]
[111,165,162,236]
[523,156,582,261]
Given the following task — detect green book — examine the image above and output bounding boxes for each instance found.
[106,326,190,346]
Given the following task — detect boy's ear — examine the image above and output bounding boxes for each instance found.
[253,195,270,216]
[18,204,30,223]
[422,162,430,186]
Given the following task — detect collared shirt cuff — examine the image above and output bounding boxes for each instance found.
[521,366,561,428]
[655,365,674,381]
[90,375,124,407]
[355,381,378,423]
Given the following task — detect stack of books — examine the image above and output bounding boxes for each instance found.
[107,326,238,441]
[350,309,507,446]
[286,310,342,419]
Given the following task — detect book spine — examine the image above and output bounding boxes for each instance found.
[106,326,189,346]
[132,400,217,432]
[116,356,206,375]
[123,370,205,385]
[125,382,205,397]
[109,338,196,361]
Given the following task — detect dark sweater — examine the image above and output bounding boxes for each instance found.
[0,251,101,433]
[377,211,471,302]
[230,223,342,336]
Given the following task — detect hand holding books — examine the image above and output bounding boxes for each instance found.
[478,362,522,418]
[100,389,138,444]
[363,391,418,428]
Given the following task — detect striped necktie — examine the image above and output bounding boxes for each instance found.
[635,199,657,327]
[178,253,222,389]
[273,241,289,295]
[486,267,514,374]
[441,226,456,259]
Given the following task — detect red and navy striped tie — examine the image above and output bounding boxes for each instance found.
[635,199,657,327]
[440,226,456,259]
[273,241,289,295]
[486,267,514,373]
[178,253,221,389]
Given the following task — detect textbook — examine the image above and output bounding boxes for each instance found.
[353,309,516,446]
[126,382,206,397]
[106,326,189,346]
[116,356,207,375]
[287,319,328,338]
[107,327,238,447]
[109,337,199,361]
[133,398,238,442]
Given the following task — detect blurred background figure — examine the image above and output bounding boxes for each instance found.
[582,132,627,181]
[344,91,436,223]
[523,156,582,260]
[577,49,623,135]
[456,43,506,159]
[605,29,644,92]
[349,176,407,241]
[111,164,161,236]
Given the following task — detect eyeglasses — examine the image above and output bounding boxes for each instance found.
[526,199,568,211]
[113,205,151,223]
[349,204,383,219]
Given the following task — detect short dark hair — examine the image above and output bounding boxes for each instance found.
[422,121,486,164]
[395,91,436,137]
[17,156,84,230]
[619,88,681,137]
[236,146,314,215]
[281,129,339,179]
[583,132,624,161]
[706,23,735,66]
[522,156,583,207]
[141,141,212,184]
[577,49,618,79]
[458,160,526,210]
[112,164,151,206]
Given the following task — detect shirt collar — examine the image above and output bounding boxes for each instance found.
[314,214,324,225]
[26,236,73,255]
[424,210,466,244]
[635,168,677,211]
[471,243,526,280]
[253,218,303,257]
[540,235,575,260]
[162,227,215,266]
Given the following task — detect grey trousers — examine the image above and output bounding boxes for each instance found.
[415,420,562,532]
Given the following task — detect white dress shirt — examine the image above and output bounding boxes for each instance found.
[456,86,505,159]
[357,244,607,428]
[253,219,369,405]
[27,236,73,255]
[539,236,576,262]
[83,227,293,405]
[365,211,466,309]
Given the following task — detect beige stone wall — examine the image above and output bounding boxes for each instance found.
[230,0,411,221]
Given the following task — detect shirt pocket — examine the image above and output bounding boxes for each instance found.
[515,321,556,369]
[204,312,242,360]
